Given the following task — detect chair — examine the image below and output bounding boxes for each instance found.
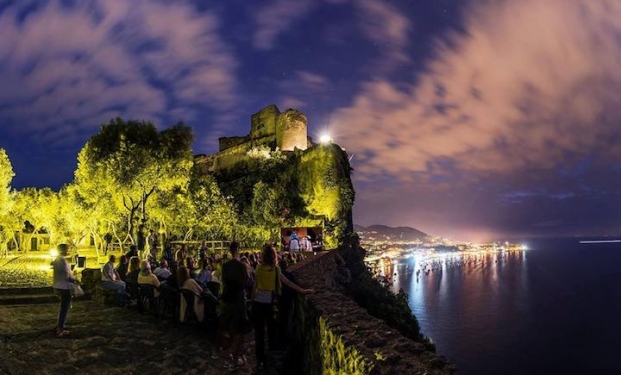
[202,289,219,334]
[180,289,201,324]
[138,284,159,315]
[159,283,180,320]
[125,280,140,309]
[206,281,221,298]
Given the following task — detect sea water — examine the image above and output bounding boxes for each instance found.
[389,238,621,375]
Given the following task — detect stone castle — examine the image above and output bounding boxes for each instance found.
[195,104,311,173]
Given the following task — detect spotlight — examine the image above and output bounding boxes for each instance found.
[319,133,332,144]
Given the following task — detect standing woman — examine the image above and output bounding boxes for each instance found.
[52,244,75,338]
[252,244,282,370]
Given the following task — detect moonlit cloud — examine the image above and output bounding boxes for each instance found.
[337,0,621,178]
[252,0,315,50]
[337,0,621,236]
[355,0,411,63]
[0,0,237,145]
[276,71,331,109]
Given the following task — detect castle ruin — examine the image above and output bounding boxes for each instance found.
[194,105,310,173]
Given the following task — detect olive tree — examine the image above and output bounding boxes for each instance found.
[75,118,194,246]
[0,149,14,255]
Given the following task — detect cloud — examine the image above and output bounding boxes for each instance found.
[335,0,621,181]
[252,0,314,50]
[335,0,621,235]
[355,0,411,64]
[0,0,237,145]
[276,70,330,109]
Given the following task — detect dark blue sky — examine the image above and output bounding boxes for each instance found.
[1,0,621,240]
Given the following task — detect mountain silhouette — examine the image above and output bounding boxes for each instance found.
[355,224,428,240]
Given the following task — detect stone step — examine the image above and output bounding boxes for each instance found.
[0,287,55,296]
[0,293,59,305]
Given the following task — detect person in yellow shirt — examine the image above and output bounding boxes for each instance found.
[137,260,161,297]
[252,244,314,371]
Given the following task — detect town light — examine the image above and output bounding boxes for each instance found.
[319,133,332,144]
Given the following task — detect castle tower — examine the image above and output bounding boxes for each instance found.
[277,109,308,151]
[250,105,280,140]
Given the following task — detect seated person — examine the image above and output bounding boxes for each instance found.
[194,258,211,287]
[138,260,161,297]
[186,256,198,278]
[116,255,129,282]
[153,259,172,280]
[101,255,126,305]
[125,245,138,259]
[178,266,204,322]
[126,256,141,284]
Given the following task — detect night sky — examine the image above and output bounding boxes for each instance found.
[1,0,621,241]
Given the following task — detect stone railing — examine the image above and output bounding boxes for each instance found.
[286,246,455,375]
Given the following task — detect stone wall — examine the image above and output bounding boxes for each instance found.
[219,136,248,152]
[251,104,280,139]
[287,246,455,375]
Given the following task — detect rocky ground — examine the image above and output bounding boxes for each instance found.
[0,301,266,375]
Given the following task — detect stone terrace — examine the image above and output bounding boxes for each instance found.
[0,301,259,375]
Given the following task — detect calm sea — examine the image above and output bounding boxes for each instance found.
[388,238,621,375]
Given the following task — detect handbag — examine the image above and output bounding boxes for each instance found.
[71,283,84,298]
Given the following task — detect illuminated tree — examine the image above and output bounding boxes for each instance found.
[151,186,195,243]
[190,175,238,240]
[0,149,14,254]
[75,118,194,246]
[249,181,282,243]
[74,150,125,249]
[7,188,57,252]
[53,185,109,254]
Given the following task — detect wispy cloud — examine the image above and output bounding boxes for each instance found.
[252,0,314,50]
[0,0,238,146]
[355,0,411,64]
[335,0,621,235]
[335,0,621,181]
[277,70,330,109]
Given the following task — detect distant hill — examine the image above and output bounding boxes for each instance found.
[355,224,428,241]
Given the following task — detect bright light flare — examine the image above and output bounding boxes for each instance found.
[50,249,58,257]
[319,133,332,144]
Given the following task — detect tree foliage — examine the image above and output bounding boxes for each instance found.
[1,118,355,252]
[75,118,194,243]
[0,149,14,251]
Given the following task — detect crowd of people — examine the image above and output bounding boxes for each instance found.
[51,240,315,372]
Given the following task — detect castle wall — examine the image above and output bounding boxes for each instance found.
[219,136,247,152]
[198,105,309,173]
[213,134,276,170]
[251,105,280,139]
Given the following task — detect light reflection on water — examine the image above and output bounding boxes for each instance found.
[386,252,528,330]
[380,241,621,375]
[388,251,531,375]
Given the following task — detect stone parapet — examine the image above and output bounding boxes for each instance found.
[288,248,455,375]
